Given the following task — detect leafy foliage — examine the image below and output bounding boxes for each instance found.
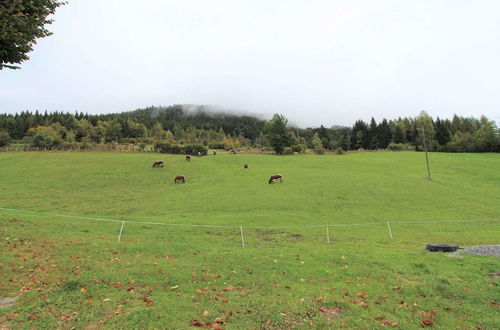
[0,0,66,69]
[264,114,293,154]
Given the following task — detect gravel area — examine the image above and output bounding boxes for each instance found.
[449,245,500,257]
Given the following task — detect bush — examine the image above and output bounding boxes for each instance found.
[388,143,415,151]
[291,144,305,153]
[283,147,293,155]
[154,142,208,155]
[183,144,208,155]
[28,126,62,148]
[208,141,225,149]
[335,147,345,155]
[0,130,11,147]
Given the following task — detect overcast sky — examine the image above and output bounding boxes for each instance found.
[1,0,499,127]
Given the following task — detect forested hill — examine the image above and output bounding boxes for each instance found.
[0,105,498,153]
[103,105,266,141]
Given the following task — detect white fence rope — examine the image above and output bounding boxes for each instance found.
[1,207,499,230]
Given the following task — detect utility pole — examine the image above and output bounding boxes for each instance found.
[422,125,432,180]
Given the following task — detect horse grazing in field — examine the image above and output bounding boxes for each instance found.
[230,149,236,154]
[174,175,185,184]
[268,174,283,184]
[185,155,191,161]
[213,150,217,156]
[244,164,248,169]
[152,160,164,168]
[197,152,202,157]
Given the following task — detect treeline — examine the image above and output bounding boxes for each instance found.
[297,113,499,153]
[0,105,498,153]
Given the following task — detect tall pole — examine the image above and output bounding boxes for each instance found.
[422,126,432,180]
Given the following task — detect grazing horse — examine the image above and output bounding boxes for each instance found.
[152,160,164,168]
[244,164,248,169]
[268,174,283,184]
[213,150,217,156]
[174,175,185,184]
[230,149,236,154]
[186,155,191,161]
[197,152,202,157]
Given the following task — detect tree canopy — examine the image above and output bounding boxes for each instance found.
[264,114,293,154]
[0,0,65,69]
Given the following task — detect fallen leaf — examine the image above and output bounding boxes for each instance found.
[341,291,349,296]
[223,285,233,291]
[419,320,433,327]
[316,296,325,302]
[113,282,122,288]
[203,310,209,317]
[356,292,368,299]
[80,287,87,293]
[190,320,204,327]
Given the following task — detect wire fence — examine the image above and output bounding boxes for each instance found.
[1,207,499,248]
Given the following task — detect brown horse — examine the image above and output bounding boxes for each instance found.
[174,175,185,184]
[152,160,164,168]
[230,149,236,154]
[244,164,248,169]
[185,155,191,161]
[213,150,217,156]
[268,174,283,184]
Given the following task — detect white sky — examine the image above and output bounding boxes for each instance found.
[1,0,499,127]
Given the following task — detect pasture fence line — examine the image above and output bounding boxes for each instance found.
[1,207,499,247]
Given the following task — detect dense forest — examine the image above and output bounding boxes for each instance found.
[0,105,498,153]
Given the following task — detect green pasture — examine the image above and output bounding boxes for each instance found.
[0,151,499,329]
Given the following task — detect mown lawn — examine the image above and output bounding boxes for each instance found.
[0,151,499,329]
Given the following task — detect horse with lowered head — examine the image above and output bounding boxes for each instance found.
[152,160,164,168]
[174,175,185,184]
[268,174,283,184]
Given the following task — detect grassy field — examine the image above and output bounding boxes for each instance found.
[0,151,499,329]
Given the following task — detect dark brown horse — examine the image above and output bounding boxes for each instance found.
[174,175,185,184]
[268,174,283,184]
[152,160,164,168]
[244,164,248,169]
[185,155,191,161]
[230,149,236,154]
[213,150,217,156]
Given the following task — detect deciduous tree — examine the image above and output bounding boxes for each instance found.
[1,0,66,69]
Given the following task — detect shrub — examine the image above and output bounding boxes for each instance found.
[283,147,293,155]
[154,142,208,155]
[208,141,225,149]
[183,144,208,155]
[0,130,11,147]
[335,147,345,155]
[28,126,62,148]
[388,143,415,151]
[291,144,305,153]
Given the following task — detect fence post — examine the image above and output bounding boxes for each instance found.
[387,222,393,239]
[117,221,125,243]
[240,226,245,248]
[326,225,330,244]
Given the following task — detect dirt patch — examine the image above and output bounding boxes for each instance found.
[318,307,342,323]
[0,296,19,309]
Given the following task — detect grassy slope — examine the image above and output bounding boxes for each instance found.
[0,151,499,329]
